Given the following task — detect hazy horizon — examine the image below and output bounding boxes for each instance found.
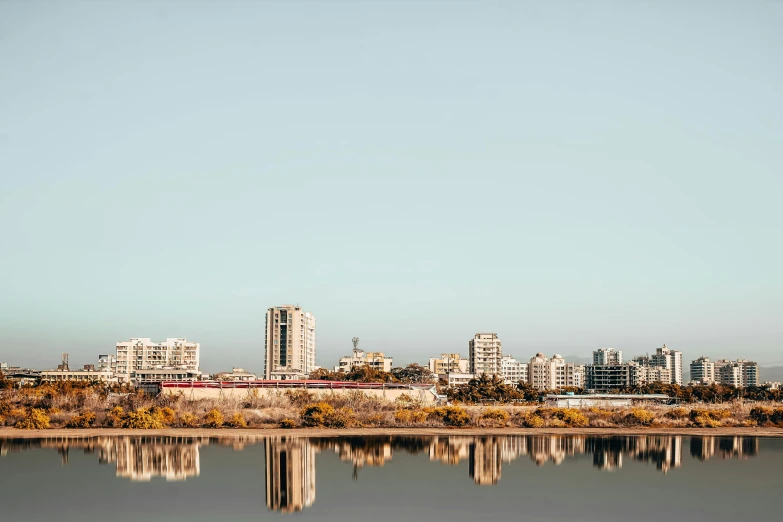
[1,1,782,372]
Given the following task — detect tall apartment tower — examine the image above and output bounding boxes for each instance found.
[468,333,502,376]
[264,305,316,380]
[690,356,716,385]
[265,438,316,513]
[650,344,683,385]
[593,348,623,365]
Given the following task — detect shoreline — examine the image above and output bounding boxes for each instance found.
[2,426,782,439]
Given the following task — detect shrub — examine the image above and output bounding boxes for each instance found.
[179,412,198,427]
[226,413,247,428]
[16,409,51,430]
[325,407,358,428]
[106,406,124,427]
[0,400,10,417]
[66,410,97,428]
[749,406,773,424]
[122,407,164,429]
[432,406,470,427]
[279,418,297,429]
[394,409,428,425]
[553,408,589,427]
[689,409,730,425]
[481,408,510,425]
[665,407,689,420]
[160,407,176,425]
[301,402,335,427]
[692,414,721,428]
[519,413,545,428]
[624,408,656,426]
[203,409,224,428]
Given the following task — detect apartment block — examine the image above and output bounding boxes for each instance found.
[263,305,316,380]
[469,333,502,376]
[428,354,469,377]
[716,359,760,388]
[649,344,683,385]
[690,356,716,385]
[334,343,393,374]
[115,338,200,384]
[501,355,528,385]
[593,348,623,365]
[528,353,584,391]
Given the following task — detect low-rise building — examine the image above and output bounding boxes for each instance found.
[40,366,118,384]
[447,373,475,387]
[214,368,258,381]
[334,342,393,374]
[428,354,469,377]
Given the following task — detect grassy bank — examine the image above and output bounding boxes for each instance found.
[2,382,783,430]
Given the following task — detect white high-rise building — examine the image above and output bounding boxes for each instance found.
[593,348,623,365]
[115,338,200,384]
[264,305,316,380]
[690,356,716,385]
[650,344,683,385]
[469,333,502,376]
[501,355,528,385]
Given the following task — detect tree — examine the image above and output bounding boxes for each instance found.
[391,364,435,384]
[308,368,338,380]
[446,374,524,404]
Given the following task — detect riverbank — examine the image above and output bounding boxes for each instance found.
[2,426,782,439]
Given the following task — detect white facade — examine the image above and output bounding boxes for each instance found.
[264,305,316,380]
[715,359,759,388]
[690,356,716,385]
[115,338,200,384]
[528,353,584,390]
[469,333,502,376]
[650,344,683,385]
[593,348,623,365]
[501,355,528,385]
[447,373,476,387]
[214,368,258,381]
[40,369,118,383]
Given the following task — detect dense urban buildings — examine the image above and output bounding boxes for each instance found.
[334,338,393,373]
[593,348,623,365]
[115,338,201,384]
[690,356,716,384]
[500,355,528,385]
[468,333,502,376]
[650,344,683,385]
[688,357,760,388]
[263,305,316,380]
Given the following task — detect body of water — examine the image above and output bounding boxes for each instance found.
[0,434,779,521]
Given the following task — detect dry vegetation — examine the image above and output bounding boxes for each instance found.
[1,381,783,431]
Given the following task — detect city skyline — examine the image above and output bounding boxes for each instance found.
[2,1,782,371]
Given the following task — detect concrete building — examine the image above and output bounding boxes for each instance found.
[115,338,200,384]
[649,344,683,385]
[469,333,502,376]
[447,373,476,387]
[716,359,760,388]
[528,353,584,390]
[593,348,623,365]
[97,354,117,373]
[214,368,257,381]
[263,305,316,380]
[690,357,716,385]
[334,339,393,373]
[428,353,469,377]
[501,355,528,385]
[40,367,118,384]
[265,438,316,513]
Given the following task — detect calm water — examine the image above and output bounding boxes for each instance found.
[0,434,779,521]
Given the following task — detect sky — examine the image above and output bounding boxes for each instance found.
[1,0,782,372]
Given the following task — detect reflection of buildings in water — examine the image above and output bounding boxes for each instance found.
[429,436,471,465]
[690,436,758,462]
[469,437,502,485]
[627,436,682,474]
[528,435,586,466]
[586,437,625,471]
[500,436,527,463]
[265,438,316,514]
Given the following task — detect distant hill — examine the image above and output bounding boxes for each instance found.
[761,367,783,383]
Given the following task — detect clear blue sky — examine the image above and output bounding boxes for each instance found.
[1,1,781,372]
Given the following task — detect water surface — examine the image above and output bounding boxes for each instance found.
[0,434,779,521]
